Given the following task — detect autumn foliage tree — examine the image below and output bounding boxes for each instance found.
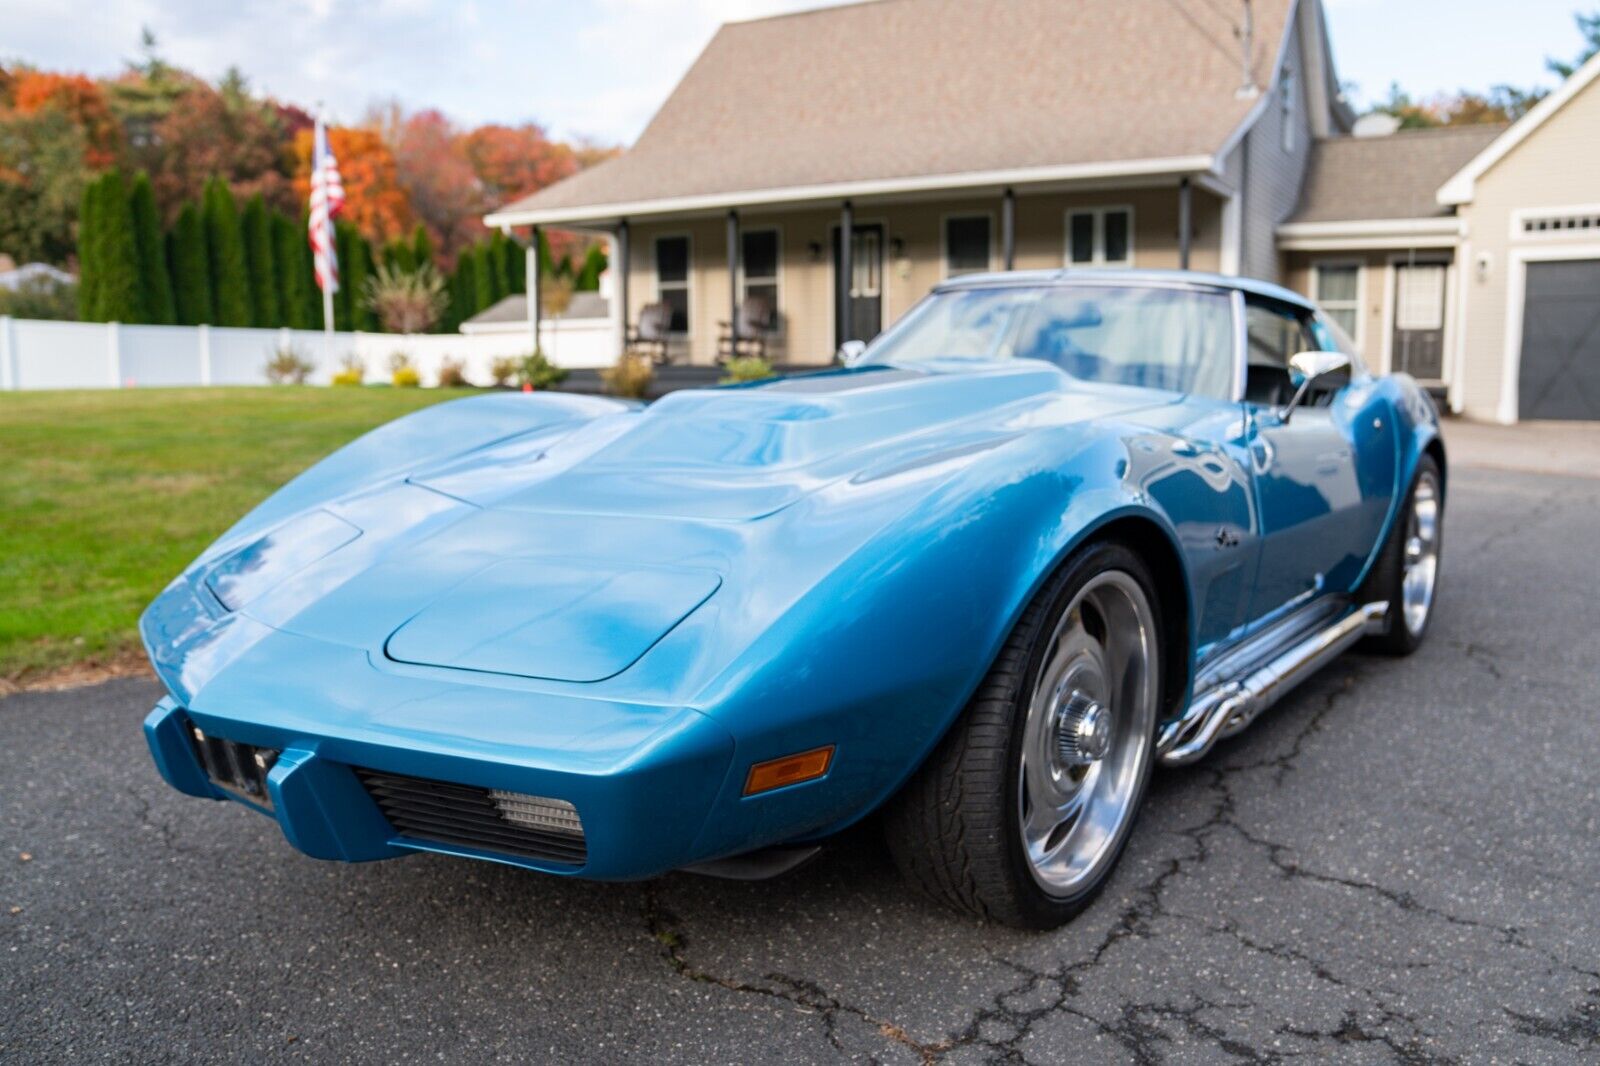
[294,126,413,248]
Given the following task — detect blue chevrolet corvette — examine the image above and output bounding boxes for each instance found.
[142,269,1444,929]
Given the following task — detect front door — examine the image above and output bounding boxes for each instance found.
[1391,260,1448,381]
[833,224,884,347]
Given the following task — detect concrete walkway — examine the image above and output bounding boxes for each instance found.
[1442,417,1600,479]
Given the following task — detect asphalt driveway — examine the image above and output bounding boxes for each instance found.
[3,454,1598,1063]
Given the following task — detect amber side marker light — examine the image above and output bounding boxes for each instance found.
[743,745,835,796]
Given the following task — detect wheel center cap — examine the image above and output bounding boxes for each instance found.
[1056,692,1110,767]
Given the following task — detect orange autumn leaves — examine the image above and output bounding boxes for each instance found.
[292,126,413,247]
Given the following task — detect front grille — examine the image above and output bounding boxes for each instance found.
[188,725,277,809]
[354,769,588,866]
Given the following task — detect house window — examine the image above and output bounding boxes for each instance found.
[944,215,991,276]
[1065,208,1133,267]
[1313,263,1360,342]
[1280,64,1296,153]
[655,235,690,333]
[740,229,779,322]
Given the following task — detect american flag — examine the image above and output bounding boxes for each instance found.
[308,116,346,297]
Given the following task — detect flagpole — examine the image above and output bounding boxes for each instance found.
[315,108,335,362]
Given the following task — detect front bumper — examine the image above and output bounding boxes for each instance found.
[143,674,737,880]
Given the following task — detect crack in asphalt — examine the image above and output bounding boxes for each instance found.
[642,882,958,1064]
[625,653,1600,1065]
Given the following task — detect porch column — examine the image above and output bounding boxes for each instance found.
[1177,178,1192,271]
[528,225,543,352]
[838,200,854,348]
[617,219,630,341]
[726,209,740,350]
[1001,187,1016,271]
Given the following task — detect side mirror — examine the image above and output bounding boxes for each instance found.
[1280,350,1352,421]
[837,339,867,366]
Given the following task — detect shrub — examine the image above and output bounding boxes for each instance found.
[331,352,364,386]
[720,356,774,384]
[437,357,471,388]
[601,354,654,399]
[364,262,448,334]
[489,355,519,388]
[0,275,78,320]
[516,350,568,391]
[264,345,314,385]
[388,351,420,387]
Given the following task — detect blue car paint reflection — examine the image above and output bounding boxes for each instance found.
[140,271,1441,881]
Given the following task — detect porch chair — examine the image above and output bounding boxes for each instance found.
[716,296,776,363]
[627,302,674,365]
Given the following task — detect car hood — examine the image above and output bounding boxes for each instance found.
[157,363,1175,689]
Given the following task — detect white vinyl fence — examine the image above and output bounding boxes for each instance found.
[0,315,620,391]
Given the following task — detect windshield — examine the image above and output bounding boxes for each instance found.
[862,284,1237,400]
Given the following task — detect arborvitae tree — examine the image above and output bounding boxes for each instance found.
[411,225,434,274]
[382,237,415,274]
[450,252,478,327]
[201,177,250,326]
[128,172,175,324]
[272,211,314,330]
[240,195,280,327]
[575,244,607,292]
[331,221,376,331]
[92,171,144,323]
[349,232,376,331]
[169,203,213,326]
[76,178,102,321]
[505,234,526,295]
[472,242,496,312]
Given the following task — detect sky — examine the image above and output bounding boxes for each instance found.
[0,0,1591,145]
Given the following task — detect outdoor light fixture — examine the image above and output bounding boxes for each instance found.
[807,240,823,262]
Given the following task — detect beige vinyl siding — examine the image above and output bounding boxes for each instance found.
[1285,251,1388,367]
[623,187,1224,366]
[1238,15,1316,283]
[1454,73,1600,421]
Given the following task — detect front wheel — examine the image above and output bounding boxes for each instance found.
[886,542,1161,929]
[1361,454,1444,656]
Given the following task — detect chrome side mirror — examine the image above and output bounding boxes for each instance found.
[1280,350,1351,421]
[837,339,867,366]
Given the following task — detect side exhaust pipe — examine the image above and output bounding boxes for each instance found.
[1158,601,1389,767]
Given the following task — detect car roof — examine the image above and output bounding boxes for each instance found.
[932,268,1315,310]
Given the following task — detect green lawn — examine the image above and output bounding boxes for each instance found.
[0,387,474,681]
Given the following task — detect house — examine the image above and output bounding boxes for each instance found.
[1280,49,1600,423]
[488,0,1349,362]
[487,0,1599,422]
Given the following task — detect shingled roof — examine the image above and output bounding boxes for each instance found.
[1288,125,1507,223]
[491,0,1308,225]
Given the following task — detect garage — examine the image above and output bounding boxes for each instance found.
[1518,258,1600,421]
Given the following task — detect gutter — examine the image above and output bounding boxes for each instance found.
[483,155,1217,228]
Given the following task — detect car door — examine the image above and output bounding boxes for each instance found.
[1240,294,1387,624]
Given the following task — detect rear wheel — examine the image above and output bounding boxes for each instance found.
[1361,455,1443,656]
[886,542,1161,929]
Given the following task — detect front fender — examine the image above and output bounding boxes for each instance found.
[681,421,1200,859]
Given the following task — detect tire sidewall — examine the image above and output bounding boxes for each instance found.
[1001,541,1163,927]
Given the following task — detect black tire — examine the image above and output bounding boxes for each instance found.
[1360,454,1444,656]
[884,541,1161,929]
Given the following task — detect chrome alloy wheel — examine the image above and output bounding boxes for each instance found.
[1402,471,1442,636]
[1018,571,1158,898]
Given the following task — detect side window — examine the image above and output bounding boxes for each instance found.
[1243,297,1318,406]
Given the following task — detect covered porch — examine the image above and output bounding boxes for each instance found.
[494,170,1236,368]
